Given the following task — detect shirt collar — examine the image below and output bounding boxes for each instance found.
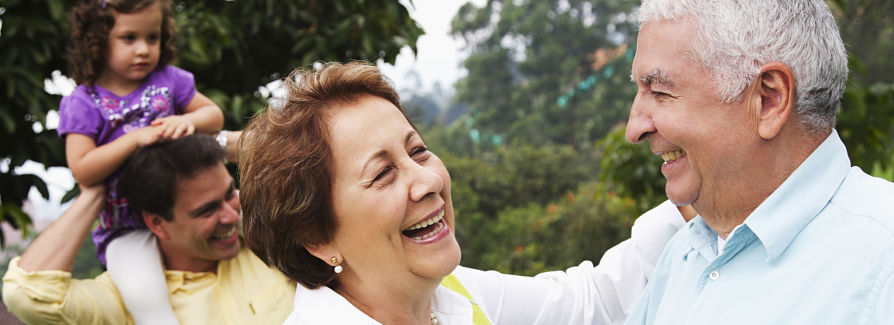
[683,216,718,260]
[743,130,850,261]
[289,281,473,324]
[291,284,380,324]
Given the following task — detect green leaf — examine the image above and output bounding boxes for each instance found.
[61,184,80,204]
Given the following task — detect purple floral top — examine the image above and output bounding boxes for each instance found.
[57,65,196,264]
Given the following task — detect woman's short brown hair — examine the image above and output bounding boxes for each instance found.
[239,61,406,288]
[67,0,177,86]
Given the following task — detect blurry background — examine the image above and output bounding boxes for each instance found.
[1,2,892,320]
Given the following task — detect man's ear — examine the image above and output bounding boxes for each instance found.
[143,212,171,241]
[305,243,340,267]
[755,62,795,140]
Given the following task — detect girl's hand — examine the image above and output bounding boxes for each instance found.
[133,125,164,147]
[78,182,107,205]
[151,115,196,139]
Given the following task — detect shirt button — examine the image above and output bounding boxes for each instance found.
[709,270,720,280]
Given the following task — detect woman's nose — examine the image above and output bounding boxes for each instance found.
[408,162,443,202]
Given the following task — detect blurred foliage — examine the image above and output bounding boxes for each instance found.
[829,0,894,86]
[838,72,894,175]
[0,0,68,246]
[829,0,894,178]
[451,0,638,149]
[472,182,640,275]
[172,0,423,130]
[0,0,422,246]
[597,126,665,212]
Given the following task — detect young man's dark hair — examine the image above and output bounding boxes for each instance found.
[118,133,225,221]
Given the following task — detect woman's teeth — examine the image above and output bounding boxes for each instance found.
[402,210,446,240]
[405,210,444,231]
[660,150,686,163]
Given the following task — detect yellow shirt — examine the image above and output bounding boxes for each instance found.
[2,248,295,325]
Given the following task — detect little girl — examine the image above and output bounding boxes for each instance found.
[56,0,223,324]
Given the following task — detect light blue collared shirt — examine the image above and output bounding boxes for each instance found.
[626,130,894,324]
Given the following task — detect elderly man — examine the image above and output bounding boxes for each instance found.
[624,0,894,324]
[2,134,294,324]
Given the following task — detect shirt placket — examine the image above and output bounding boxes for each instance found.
[686,227,757,324]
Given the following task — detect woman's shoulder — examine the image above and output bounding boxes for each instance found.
[288,284,380,324]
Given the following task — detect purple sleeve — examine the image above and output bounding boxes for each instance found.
[163,65,197,113]
[56,86,102,141]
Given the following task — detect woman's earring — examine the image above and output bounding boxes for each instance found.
[331,256,343,274]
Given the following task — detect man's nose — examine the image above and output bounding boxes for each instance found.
[626,94,656,143]
[219,201,239,224]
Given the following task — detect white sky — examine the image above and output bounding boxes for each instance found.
[378,0,485,93]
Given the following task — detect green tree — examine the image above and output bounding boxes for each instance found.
[451,0,638,148]
[829,0,894,178]
[0,0,422,246]
[830,0,894,86]
[428,142,595,268]
[473,181,641,275]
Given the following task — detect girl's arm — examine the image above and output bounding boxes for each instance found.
[66,126,162,186]
[151,91,223,139]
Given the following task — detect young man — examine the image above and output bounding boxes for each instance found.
[2,134,294,324]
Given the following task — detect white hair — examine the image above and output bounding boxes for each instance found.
[636,0,848,134]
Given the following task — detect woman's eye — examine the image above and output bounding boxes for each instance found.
[372,166,393,183]
[411,146,429,156]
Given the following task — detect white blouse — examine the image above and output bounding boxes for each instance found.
[284,200,684,325]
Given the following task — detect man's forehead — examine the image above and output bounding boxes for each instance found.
[173,164,232,209]
[630,33,703,87]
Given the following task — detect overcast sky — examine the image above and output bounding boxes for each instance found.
[378,0,485,93]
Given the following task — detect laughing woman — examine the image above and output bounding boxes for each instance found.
[238,62,690,325]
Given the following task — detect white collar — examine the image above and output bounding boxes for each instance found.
[284,281,477,324]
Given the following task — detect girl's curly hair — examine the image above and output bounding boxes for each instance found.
[67,0,177,86]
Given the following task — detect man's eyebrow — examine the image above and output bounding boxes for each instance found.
[189,200,221,218]
[637,69,675,88]
[188,181,234,218]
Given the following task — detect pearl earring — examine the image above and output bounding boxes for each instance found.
[331,256,343,274]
